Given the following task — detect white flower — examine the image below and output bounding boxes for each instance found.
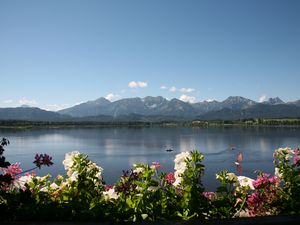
[133,167,144,174]
[173,177,183,187]
[174,168,186,179]
[226,173,238,182]
[103,188,119,201]
[237,176,254,190]
[40,186,49,192]
[13,175,33,190]
[174,152,191,167]
[275,167,283,179]
[147,186,159,192]
[87,162,103,179]
[62,151,80,170]
[50,183,59,190]
[67,171,79,183]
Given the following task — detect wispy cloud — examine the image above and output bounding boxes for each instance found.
[205,99,216,102]
[259,94,267,103]
[3,99,13,104]
[179,94,197,103]
[105,93,120,102]
[167,86,195,93]
[169,86,177,92]
[19,97,37,106]
[128,81,148,88]
[160,85,167,90]
[179,87,195,93]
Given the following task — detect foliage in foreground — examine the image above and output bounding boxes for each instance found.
[0,138,300,222]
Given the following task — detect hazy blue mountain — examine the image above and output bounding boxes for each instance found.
[0,107,71,121]
[221,96,256,110]
[57,96,300,120]
[288,100,300,107]
[199,104,300,120]
[1,96,297,122]
[58,97,111,117]
[59,96,196,118]
[192,100,222,114]
[263,97,285,105]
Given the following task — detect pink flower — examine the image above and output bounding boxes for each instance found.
[293,156,300,165]
[165,173,175,184]
[269,176,280,185]
[2,163,22,179]
[252,173,270,189]
[293,149,300,155]
[203,192,216,200]
[150,161,161,169]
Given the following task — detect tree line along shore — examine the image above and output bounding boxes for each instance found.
[0,118,300,129]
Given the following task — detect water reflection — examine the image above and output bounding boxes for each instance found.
[0,127,299,190]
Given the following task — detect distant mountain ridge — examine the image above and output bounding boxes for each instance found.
[58,96,298,118]
[0,96,299,122]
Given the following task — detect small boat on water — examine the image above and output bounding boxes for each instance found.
[166,148,173,152]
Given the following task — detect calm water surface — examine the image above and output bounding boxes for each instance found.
[1,127,300,191]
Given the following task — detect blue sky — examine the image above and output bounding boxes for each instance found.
[0,0,300,111]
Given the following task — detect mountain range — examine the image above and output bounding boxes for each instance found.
[0,96,300,122]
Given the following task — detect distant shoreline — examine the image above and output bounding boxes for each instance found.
[0,119,300,129]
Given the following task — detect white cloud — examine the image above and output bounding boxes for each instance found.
[179,87,195,93]
[205,99,215,102]
[179,95,197,103]
[169,86,177,92]
[19,97,37,106]
[259,94,267,103]
[3,99,13,104]
[128,81,148,88]
[105,93,120,102]
[160,85,167,89]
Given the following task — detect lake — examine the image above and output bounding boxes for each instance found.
[1,127,300,191]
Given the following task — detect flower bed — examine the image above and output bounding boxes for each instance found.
[0,138,300,222]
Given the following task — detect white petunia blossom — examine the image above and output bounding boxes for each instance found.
[50,183,59,190]
[13,175,33,190]
[67,171,79,183]
[173,177,183,187]
[226,173,238,182]
[237,176,255,190]
[133,167,144,174]
[62,151,80,170]
[275,167,283,179]
[103,188,119,201]
[173,151,192,187]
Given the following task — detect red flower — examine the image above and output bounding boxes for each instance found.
[165,172,175,184]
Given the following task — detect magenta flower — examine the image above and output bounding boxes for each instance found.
[293,156,300,165]
[269,176,280,185]
[165,172,175,184]
[33,154,54,169]
[150,161,161,169]
[252,173,270,189]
